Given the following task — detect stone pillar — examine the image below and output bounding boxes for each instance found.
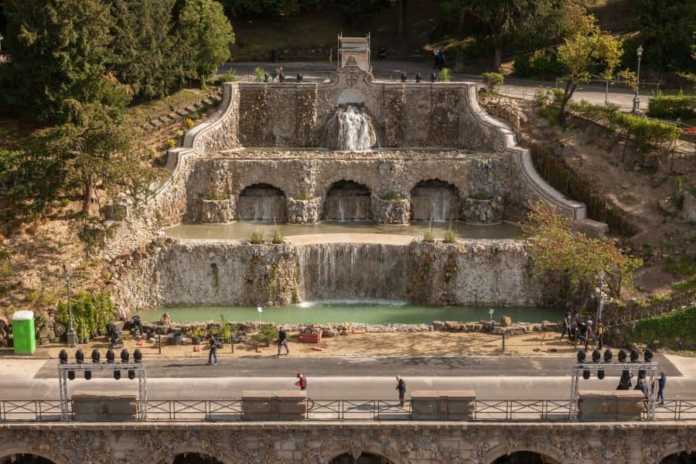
[462,196,504,224]
[198,198,234,223]
[287,197,321,224]
[410,390,476,420]
[241,390,307,421]
[372,197,410,225]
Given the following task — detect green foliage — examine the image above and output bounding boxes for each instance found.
[513,49,566,79]
[422,230,435,243]
[251,324,278,345]
[255,67,266,82]
[4,0,117,122]
[381,191,405,201]
[637,0,696,74]
[481,72,504,92]
[249,231,265,244]
[664,255,696,278]
[443,229,457,243]
[648,95,696,121]
[628,306,696,349]
[177,0,235,85]
[523,202,642,302]
[607,111,681,154]
[438,68,452,82]
[56,292,115,342]
[271,229,285,244]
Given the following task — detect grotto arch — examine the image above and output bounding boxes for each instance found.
[328,452,394,464]
[410,179,461,223]
[172,452,225,464]
[660,451,696,463]
[322,180,372,222]
[0,454,58,464]
[237,183,288,223]
[489,450,561,464]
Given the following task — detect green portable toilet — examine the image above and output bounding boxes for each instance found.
[12,310,36,354]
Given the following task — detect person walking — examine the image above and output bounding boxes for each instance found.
[277,327,289,357]
[584,319,594,351]
[637,378,649,399]
[657,372,667,405]
[208,335,218,366]
[560,312,571,340]
[295,373,307,391]
[396,376,407,407]
[596,321,605,350]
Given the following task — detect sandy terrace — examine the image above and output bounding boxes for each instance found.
[6,330,584,360]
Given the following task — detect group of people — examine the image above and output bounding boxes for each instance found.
[561,312,605,350]
[618,370,667,404]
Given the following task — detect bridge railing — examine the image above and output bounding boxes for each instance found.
[1,399,695,423]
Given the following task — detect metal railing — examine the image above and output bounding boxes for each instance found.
[1,399,695,423]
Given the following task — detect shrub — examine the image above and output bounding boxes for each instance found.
[438,68,452,82]
[381,191,405,201]
[251,324,277,345]
[422,230,435,243]
[255,67,266,82]
[443,229,456,243]
[481,72,504,93]
[271,229,284,244]
[249,231,265,244]
[607,112,681,154]
[514,49,566,79]
[183,117,195,129]
[56,292,115,343]
[647,95,696,121]
[628,306,696,349]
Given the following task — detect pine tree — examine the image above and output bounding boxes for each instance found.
[4,0,117,121]
[109,0,178,101]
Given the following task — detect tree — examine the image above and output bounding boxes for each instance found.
[556,17,622,126]
[523,202,642,310]
[637,0,696,73]
[177,0,235,85]
[109,0,178,101]
[3,0,116,122]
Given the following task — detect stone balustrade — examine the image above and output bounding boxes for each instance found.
[241,390,307,421]
[577,390,645,422]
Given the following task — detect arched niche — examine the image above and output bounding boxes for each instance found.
[237,183,288,223]
[172,452,225,464]
[0,455,57,464]
[329,452,393,464]
[322,180,372,222]
[660,451,696,464]
[410,179,460,223]
[491,451,561,464]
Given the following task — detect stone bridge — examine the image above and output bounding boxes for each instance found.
[1,422,695,464]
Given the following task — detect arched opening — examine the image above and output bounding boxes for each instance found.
[329,452,393,464]
[661,451,696,463]
[172,452,224,464]
[238,183,287,223]
[323,180,372,222]
[491,451,560,464]
[0,455,56,464]
[410,179,460,223]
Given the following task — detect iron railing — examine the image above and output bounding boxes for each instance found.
[1,399,695,423]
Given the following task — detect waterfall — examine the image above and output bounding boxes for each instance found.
[337,198,346,223]
[324,104,377,152]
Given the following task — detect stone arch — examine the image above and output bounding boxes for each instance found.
[490,451,561,464]
[328,451,395,464]
[0,454,59,464]
[322,180,372,222]
[237,183,288,223]
[172,452,226,464]
[483,444,566,464]
[410,179,461,223]
[660,451,696,463]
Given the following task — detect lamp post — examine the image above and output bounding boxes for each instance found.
[62,265,78,347]
[632,45,644,114]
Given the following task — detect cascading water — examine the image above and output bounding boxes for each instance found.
[324,104,377,152]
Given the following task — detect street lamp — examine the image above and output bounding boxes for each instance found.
[62,265,78,347]
[632,45,644,114]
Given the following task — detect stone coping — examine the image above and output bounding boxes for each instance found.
[1,421,694,430]
[579,391,645,399]
[242,391,307,399]
[411,390,476,399]
[164,236,526,246]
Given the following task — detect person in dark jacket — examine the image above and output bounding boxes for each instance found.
[277,327,289,357]
[208,335,218,366]
[396,376,406,407]
[658,372,666,405]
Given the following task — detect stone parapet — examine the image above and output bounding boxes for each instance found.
[577,390,645,422]
[411,390,476,421]
[241,390,307,421]
[72,393,137,422]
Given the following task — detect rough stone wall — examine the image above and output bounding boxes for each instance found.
[182,151,511,224]
[0,421,694,464]
[112,238,542,312]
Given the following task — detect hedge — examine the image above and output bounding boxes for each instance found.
[647,95,696,121]
[628,306,696,349]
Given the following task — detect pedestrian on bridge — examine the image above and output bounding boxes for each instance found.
[658,372,666,405]
[396,376,406,407]
[295,373,307,391]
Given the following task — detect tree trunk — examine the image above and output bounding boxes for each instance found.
[82,180,96,216]
[558,81,576,127]
[493,46,502,71]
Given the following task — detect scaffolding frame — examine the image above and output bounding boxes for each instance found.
[569,362,658,420]
[337,33,371,72]
[58,363,148,421]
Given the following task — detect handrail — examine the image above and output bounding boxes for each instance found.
[1,399,695,423]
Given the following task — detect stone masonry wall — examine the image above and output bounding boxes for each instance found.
[0,421,694,464]
[111,238,541,312]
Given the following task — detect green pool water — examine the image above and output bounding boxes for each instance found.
[139,301,561,325]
